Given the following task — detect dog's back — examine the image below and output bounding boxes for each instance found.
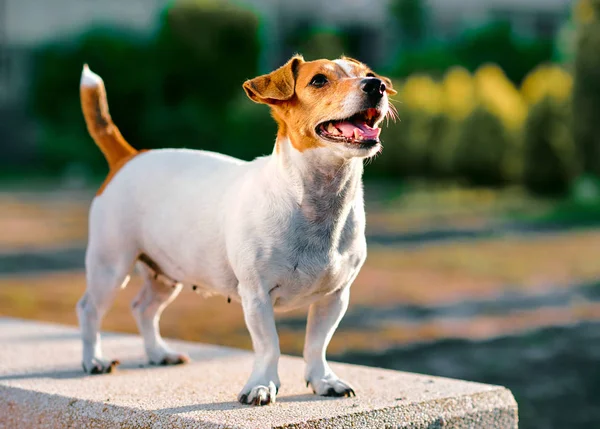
[80,66,250,293]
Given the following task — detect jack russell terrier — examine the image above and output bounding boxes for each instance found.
[77,54,396,406]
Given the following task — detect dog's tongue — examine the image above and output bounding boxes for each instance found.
[335,121,381,141]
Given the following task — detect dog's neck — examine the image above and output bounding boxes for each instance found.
[273,136,364,237]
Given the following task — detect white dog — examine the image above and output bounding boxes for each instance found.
[77,54,396,406]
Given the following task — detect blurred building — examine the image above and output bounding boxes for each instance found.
[0,0,165,106]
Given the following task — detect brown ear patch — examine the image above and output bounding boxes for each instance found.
[379,76,397,95]
[243,55,304,104]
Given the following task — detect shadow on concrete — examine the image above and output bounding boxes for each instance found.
[0,369,88,381]
[155,393,340,414]
[0,360,189,381]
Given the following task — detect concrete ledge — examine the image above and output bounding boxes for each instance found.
[0,318,518,428]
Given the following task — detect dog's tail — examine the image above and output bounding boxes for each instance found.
[80,65,137,169]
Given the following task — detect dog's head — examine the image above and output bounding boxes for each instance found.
[243,55,396,159]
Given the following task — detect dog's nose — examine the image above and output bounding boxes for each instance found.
[361,78,386,99]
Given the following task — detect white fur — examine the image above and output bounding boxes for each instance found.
[333,59,355,76]
[80,65,103,87]
[78,65,389,405]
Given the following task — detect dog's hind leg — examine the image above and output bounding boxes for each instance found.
[77,247,135,374]
[131,263,189,365]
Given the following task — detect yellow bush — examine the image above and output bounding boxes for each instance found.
[401,75,443,115]
[474,64,528,131]
[442,67,476,120]
[575,0,596,24]
[521,65,573,105]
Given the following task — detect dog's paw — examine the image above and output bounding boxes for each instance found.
[82,358,120,375]
[307,375,356,398]
[149,351,190,366]
[238,381,278,406]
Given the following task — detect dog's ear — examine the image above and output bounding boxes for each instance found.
[379,75,397,96]
[243,55,304,104]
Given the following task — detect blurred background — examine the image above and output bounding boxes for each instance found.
[0,0,598,427]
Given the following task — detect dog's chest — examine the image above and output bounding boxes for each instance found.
[269,203,366,309]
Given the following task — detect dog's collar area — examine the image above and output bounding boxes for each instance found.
[138,254,231,303]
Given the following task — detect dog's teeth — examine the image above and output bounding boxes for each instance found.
[353,129,362,140]
[329,124,342,136]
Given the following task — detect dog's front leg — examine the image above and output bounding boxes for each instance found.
[304,286,355,397]
[238,288,281,406]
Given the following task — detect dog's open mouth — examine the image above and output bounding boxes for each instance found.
[316,108,382,145]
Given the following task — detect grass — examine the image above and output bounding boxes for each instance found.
[526,199,600,228]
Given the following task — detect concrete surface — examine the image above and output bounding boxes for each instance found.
[0,318,518,428]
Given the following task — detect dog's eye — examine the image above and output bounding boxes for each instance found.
[366,72,376,78]
[310,74,328,88]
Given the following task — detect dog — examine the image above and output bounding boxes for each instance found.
[77,54,396,406]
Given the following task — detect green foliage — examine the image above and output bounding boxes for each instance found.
[523,97,577,196]
[25,0,580,198]
[453,108,510,187]
[426,118,462,179]
[392,22,554,84]
[135,0,261,152]
[392,47,461,79]
[285,24,361,61]
[224,93,277,160]
[286,27,347,61]
[390,0,427,45]
[29,28,152,174]
[373,109,431,178]
[28,0,263,173]
[154,1,259,113]
[573,0,600,176]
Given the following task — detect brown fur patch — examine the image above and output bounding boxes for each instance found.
[80,70,140,196]
[80,86,137,168]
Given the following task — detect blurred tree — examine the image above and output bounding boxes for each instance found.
[474,64,527,133]
[392,22,554,84]
[29,28,152,173]
[523,97,577,195]
[393,75,444,177]
[392,46,461,79]
[456,22,554,85]
[28,0,265,174]
[286,26,348,61]
[573,0,600,177]
[521,64,573,105]
[284,21,365,62]
[429,67,476,178]
[453,108,510,187]
[224,92,277,159]
[390,0,426,46]
[372,107,430,178]
[148,0,260,151]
